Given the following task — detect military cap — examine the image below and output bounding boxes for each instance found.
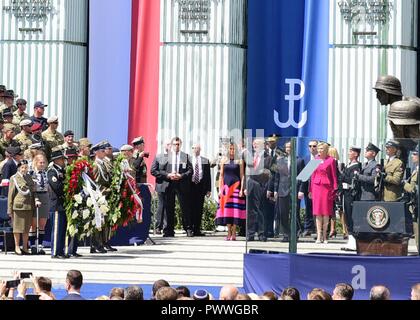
[0,85,6,93]
[50,147,67,161]
[31,122,43,132]
[412,146,419,155]
[34,101,48,108]
[350,146,361,154]
[64,148,78,158]
[16,98,27,105]
[266,133,281,142]
[47,115,59,124]
[91,142,106,153]
[366,142,381,153]
[78,138,92,148]
[20,119,32,127]
[120,144,134,152]
[17,159,29,168]
[385,140,400,149]
[64,130,74,137]
[101,140,112,149]
[3,123,15,131]
[2,110,13,118]
[373,75,403,97]
[132,136,144,145]
[6,146,22,157]
[3,90,18,99]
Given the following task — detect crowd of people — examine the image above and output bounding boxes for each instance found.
[1,269,420,300]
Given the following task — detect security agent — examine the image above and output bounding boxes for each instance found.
[47,148,68,259]
[354,143,381,201]
[381,140,404,201]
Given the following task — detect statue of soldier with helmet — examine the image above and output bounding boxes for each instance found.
[373,75,420,139]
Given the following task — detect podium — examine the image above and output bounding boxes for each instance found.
[352,201,413,256]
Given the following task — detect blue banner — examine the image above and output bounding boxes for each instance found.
[247,0,329,139]
[244,253,420,300]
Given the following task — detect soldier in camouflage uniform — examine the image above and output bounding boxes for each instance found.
[61,130,79,154]
[0,123,20,159]
[13,99,30,129]
[2,110,19,134]
[381,140,404,202]
[0,85,6,110]
[0,90,18,115]
[42,116,64,151]
[14,119,35,152]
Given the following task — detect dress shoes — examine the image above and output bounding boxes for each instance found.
[281,236,289,243]
[71,253,83,258]
[258,235,267,242]
[51,255,66,259]
[162,233,174,238]
[90,246,107,254]
[104,244,117,252]
[246,236,255,242]
[193,231,206,237]
[14,250,22,256]
[186,230,194,237]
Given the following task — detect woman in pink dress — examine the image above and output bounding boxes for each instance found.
[309,142,338,244]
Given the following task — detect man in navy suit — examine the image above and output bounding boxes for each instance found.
[355,143,381,201]
[61,270,85,300]
[159,137,193,237]
[268,141,304,241]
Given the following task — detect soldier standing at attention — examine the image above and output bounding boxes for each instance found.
[355,143,381,201]
[42,116,64,150]
[48,148,68,259]
[62,130,79,153]
[382,140,404,201]
[13,99,30,128]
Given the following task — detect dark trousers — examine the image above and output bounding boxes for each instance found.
[303,194,315,231]
[190,182,206,233]
[247,179,266,238]
[50,210,67,257]
[275,195,302,237]
[139,184,152,235]
[65,236,78,256]
[91,226,109,249]
[164,183,191,236]
[264,200,275,237]
[343,191,355,233]
[155,192,166,230]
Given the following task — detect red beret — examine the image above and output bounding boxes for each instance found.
[31,123,43,132]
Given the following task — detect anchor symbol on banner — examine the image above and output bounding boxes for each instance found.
[274,79,308,129]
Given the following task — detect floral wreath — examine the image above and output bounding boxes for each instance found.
[108,154,143,233]
[64,157,110,240]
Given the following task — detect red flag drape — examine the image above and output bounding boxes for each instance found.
[129,0,161,183]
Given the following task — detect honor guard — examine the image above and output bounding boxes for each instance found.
[355,143,381,201]
[47,148,68,259]
[403,147,419,250]
[91,142,116,253]
[63,148,83,258]
[14,119,35,152]
[340,147,362,233]
[381,140,404,201]
[42,116,64,150]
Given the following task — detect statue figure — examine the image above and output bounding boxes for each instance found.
[374,75,420,139]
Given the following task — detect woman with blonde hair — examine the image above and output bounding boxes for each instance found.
[216,142,246,241]
[28,153,50,254]
[309,142,338,244]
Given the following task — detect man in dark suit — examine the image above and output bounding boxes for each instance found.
[355,143,381,201]
[150,140,171,234]
[0,146,22,196]
[62,270,85,300]
[246,138,272,242]
[301,140,318,236]
[159,137,193,237]
[268,141,304,241]
[190,143,211,236]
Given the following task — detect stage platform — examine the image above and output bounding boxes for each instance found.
[0,232,418,295]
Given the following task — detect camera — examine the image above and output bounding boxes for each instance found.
[6,279,21,289]
[20,272,33,279]
[25,294,40,301]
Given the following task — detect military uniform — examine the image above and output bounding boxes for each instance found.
[14,131,34,152]
[47,151,67,258]
[13,110,30,127]
[403,165,419,250]
[383,157,404,201]
[0,137,20,159]
[61,141,79,153]
[42,129,64,150]
[340,160,362,233]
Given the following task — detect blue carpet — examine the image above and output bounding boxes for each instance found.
[51,283,245,300]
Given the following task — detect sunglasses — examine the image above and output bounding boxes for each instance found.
[308,145,317,148]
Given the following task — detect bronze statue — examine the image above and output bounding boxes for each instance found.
[374,75,420,139]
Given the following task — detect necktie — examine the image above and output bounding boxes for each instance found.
[253,154,260,169]
[39,171,45,189]
[271,150,274,158]
[175,153,179,173]
[193,160,200,184]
